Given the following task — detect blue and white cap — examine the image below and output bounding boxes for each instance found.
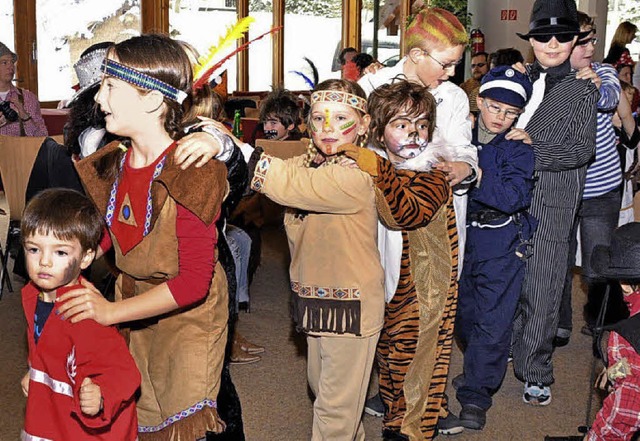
[478,65,533,109]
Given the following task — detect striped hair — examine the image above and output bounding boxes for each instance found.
[405,7,468,52]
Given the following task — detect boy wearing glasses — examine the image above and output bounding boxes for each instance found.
[509,0,598,407]
[453,65,536,430]
[557,11,625,349]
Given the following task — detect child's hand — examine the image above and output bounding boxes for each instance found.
[505,128,532,145]
[21,371,29,397]
[334,143,378,176]
[175,131,221,169]
[79,377,103,416]
[576,66,602,90]
[433,161,472,186]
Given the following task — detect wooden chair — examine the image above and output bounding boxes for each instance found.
[0,134,64,298]
[255,138,307,160]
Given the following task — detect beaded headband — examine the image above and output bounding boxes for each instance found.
[310,90,367,113]
[101,59,188,104]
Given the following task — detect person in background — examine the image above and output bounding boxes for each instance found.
[353,53,375,80]
[20,188,140,441]
[556,12,625,349]
[0,41,47,136]
[454,66,536,432]
[603,21,638,67]
[258,88,303,141]
[489,48,525,69]
[510,0,598,407]
[586,222,640,441]
[459,51,489,118]
[339,47,358,80]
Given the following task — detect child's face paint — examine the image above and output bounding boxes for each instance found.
[23,232,94,297]
[263,116,292,140]
[382,110,430,163]
[310,101,365,156]
[324,108,331,131]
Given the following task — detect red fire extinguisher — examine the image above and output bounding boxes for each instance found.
[470,28,485,55]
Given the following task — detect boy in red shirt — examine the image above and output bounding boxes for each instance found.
[20,188,140,440]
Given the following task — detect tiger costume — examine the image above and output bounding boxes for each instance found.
[370,156,459,440]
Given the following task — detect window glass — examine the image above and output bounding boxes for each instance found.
[361,0,400,70]
[36,0,141,102]
[0,0,15,52]
[284,0,342,91]
[170,0,238,93]
[248,2,273,91]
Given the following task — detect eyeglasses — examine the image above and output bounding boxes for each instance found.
[421,50,462,70]
[576,37,598,46]
[482,100,521,120]
[471,62,487,68]
[531,33,576,43]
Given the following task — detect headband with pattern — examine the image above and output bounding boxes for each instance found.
[310,90,367,113]
[101,59,188,104]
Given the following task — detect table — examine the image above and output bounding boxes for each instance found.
[41,108,69,136]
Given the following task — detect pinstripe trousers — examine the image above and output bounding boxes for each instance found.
[511,169,586,385]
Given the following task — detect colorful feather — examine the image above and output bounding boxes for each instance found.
[290,70,315,89]
[193,26,283,91]
[193,16,255,84]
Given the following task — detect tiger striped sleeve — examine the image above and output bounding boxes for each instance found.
[373,155,450,230]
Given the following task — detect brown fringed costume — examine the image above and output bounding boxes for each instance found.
[76,142,229,441]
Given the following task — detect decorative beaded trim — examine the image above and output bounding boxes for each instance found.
[102,59,188,104]
[291,281,361,299]
[105,149,167,237]
[250,153,273,192]
[310,90,367,113]
[138,399,217,433]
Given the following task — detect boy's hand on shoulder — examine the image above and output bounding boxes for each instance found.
[21,371,29,397]
[434,161,472,186]
[505,128,532,145]
[576,66,601,90]
[79,377,103,416]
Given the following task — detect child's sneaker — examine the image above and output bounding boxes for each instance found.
[523,382,551,406]
[364,393,384,417]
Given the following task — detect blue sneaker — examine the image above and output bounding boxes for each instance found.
[523,382,551,406]
[437,412,464,435]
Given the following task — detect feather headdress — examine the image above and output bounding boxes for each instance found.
[193,21,283,91]
[193,16,254,83]
[290,57,319,89]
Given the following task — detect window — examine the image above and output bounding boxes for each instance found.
[284,0,342,90]
[248,2,273,91]
[360,1,400,68]
[35,0,141,102]
[0,0,14,54]
[169,0,238,93]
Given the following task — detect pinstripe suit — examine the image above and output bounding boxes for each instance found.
[511,66,598,386]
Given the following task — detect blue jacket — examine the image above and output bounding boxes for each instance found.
[465,127,537,262]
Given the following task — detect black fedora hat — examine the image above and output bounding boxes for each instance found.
[591,222,640,281]
[517,0,589,40]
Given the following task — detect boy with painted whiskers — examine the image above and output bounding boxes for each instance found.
[336,80,457,441]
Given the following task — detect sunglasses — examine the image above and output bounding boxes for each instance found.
[531,33,576,43]
[471,62,487,68]
[576,37,598,46]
